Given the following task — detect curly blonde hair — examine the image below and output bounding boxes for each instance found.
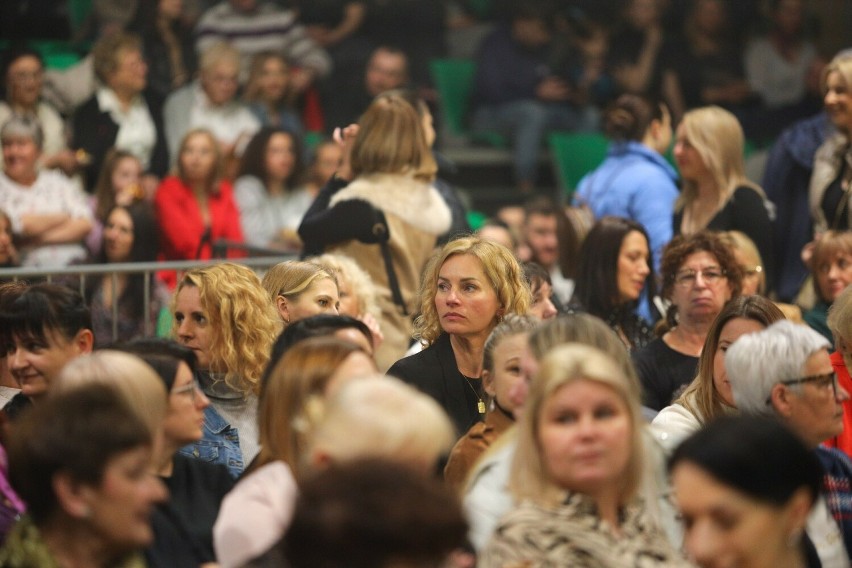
[173,263,280,396]
[412,236,531,347]
[311,253,380,319]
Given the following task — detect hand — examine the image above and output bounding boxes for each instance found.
[332,124,360,181]
[359,312,384,351]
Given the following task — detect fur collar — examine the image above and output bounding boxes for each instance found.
[330,173,451,235]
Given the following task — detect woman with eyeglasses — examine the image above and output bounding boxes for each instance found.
[726,320,852,564]
[118,338,235,567]
[633,232,742,411]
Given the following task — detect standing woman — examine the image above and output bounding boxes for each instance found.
[155,128,244,267]
[172,263,280,477]
[633,232,742,411]
[571,216,656,351]
[389,236,530,436]
[479,345,688,567]
[810,54,852,235]
[234,127,310,251]
[298,94,452,369]
[574,94,678,269]
[672,105,775,285]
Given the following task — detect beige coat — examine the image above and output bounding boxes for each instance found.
[329,173,451,370]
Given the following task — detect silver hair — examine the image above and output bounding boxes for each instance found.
[0,114,44,150]
[725,320,830,416]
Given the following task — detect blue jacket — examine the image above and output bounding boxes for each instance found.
[762,113,833,302]
[574,141,678,271]
[178,405,244,479]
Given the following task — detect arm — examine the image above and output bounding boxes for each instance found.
[18,213,69,238]
[31,218,92,245]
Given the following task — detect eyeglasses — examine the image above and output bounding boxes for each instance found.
[173,379,202,401]
[765,372,839,405]
[673,268,727,287]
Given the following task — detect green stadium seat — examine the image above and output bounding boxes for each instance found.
[548,132,610,199]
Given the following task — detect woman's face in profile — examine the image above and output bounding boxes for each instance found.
[616,230,651,304]
[712,317,765,407]
[671,461,800,568]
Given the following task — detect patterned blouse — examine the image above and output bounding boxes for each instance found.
[479,493,692,568]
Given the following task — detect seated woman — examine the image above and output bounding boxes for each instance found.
[86,148,145,255]
[119,338,235,566]
[523,262,559,320]
[242,51,304,135]
[85,203,169,347]
[281,459,466,568]
[0,115,93,268]
[155,128,244,270]
[172,263,280,477]
[464,313,645,551]
[389,236,530,437]
[570,216,656,351]
[0,384,166,567]
[672,105,775,286]
[72,32,169,190]
[802,230,852,344]
[0,46,78,176]
[261,260,340,326]
[651,295,785,452]
[826,285,852,457]
[213,336,377,568]
[443,314,538,491]
[163,41,260,163]
[633,232,742,411]
[478,344,687,566]
[311,252,384,347]
[670,415,824,568]
[726,320,852,563]
[574,94,678,269]
[234,127,311,251]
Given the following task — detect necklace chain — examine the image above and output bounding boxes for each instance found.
[461,374,486,415]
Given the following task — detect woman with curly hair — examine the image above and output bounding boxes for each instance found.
[172,262,281,477]
[633,231,742,410]
[388,236,531,437]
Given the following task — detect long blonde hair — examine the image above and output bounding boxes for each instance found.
[173,263,280,396]
[674,106,763,214]
[510,344,645,506]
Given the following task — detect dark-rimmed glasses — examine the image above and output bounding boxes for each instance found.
[765,372,839,405]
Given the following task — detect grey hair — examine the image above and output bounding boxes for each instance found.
[726,320,830,416]
[0,114,44,150]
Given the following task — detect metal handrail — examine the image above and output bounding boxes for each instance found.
[0,255,298,341]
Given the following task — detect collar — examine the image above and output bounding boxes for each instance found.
[96,87,142,116]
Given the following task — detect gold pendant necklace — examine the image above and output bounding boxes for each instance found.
[462,374,486,415]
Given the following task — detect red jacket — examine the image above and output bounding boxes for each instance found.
[154,175,244,262]
[825,350,852,458]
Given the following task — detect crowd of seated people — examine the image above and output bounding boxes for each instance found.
[4,1,852,566]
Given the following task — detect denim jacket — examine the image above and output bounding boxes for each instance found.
[178,404,244,479]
